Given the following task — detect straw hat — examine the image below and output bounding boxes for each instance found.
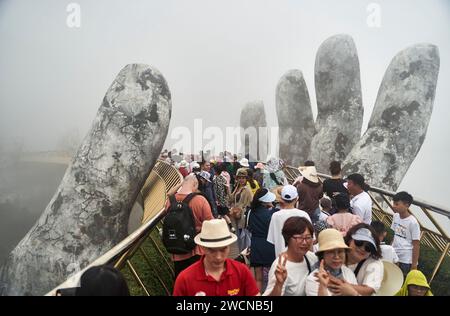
[271,186,283,203]
[316,228,350,253]
[377,261,404,296]
[194,219,237,248]
[236,168,248,177]
[298,166,319,183]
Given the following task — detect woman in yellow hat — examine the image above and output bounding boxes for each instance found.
[395,270,433,296]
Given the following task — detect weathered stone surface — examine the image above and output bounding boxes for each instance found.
[343,44,439,190]
[0,64,172,295]
[240,101,267,161]
[310,35,363,173]
[276,70,316,166]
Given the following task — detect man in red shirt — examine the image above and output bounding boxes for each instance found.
[173,219,260,296]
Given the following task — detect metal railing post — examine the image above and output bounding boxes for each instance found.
[429,243,450,285]
[126,260,150,296]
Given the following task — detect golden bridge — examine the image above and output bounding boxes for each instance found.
[42,160,450,296]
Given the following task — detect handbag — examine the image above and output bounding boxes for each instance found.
[238,209,252,252]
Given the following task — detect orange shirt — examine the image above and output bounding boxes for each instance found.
[165,193,213,261]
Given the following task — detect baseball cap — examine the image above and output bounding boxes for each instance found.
[281,185,298,201]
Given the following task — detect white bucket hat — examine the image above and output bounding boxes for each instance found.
[239,158,250,167]
[377,261,404,296]
[194,219,237,248]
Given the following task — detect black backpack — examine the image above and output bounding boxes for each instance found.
[162,193,198,254]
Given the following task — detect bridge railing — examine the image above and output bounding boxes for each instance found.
[283,165,450,284]
[47,160,182,296]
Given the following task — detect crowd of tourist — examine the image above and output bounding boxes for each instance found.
[57,150,430,296]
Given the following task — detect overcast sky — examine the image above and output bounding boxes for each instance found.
[0,0,449,218]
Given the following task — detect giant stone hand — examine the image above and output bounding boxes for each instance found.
[0,64,172,295]
[276,34,439,191]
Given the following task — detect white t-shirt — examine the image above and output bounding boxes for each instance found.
[263,252,318,296]
[347,257,384,294]
[267,208,312,257]
[305,265,357,296]
[380,243,399,263]
[391,213,420,264]
[350,191,372,224]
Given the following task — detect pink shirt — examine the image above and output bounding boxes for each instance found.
[326,213,362,236]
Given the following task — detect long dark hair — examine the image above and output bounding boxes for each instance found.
[250,188,269,210]
[75,265,130,296]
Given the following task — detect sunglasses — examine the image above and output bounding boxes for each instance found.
[354,240,375,253]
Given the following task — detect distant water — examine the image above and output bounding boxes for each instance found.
[0,162,67,263]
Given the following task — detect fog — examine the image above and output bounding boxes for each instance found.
[0,0,449,256]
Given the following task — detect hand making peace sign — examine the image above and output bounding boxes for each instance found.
[274,253,288,285]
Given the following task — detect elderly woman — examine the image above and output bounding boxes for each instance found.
[305,228,358,296]
[228,168,253,256]
[328,223,384,296]
[264,217,318,296]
